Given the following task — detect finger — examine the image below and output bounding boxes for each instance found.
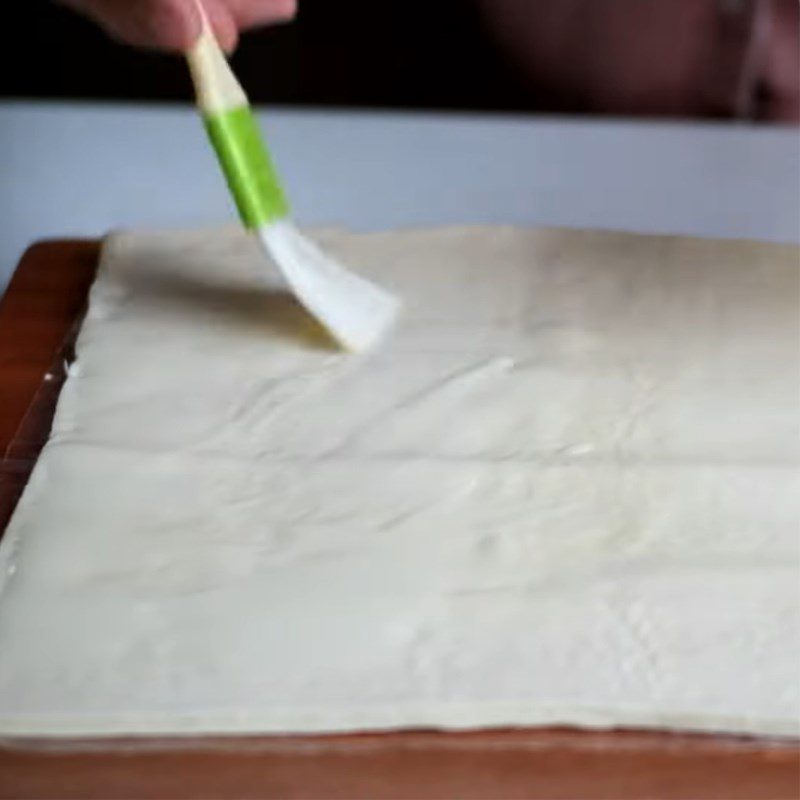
[224,0,297,29]
[61,0,201,50]
[201,0,240,52]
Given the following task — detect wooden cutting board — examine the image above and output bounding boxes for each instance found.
[0,241,797,800]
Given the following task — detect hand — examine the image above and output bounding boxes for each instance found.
[60,0,297,52]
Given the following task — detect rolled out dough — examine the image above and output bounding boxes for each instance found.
[0,225,798,737]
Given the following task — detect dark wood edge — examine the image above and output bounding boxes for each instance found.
[0,239,101,533]
[1,727,797,800]
[0,240,798,800]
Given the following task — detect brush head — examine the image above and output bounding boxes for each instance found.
[259,222,401,352]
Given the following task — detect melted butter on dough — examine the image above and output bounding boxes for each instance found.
[0,225,798,737]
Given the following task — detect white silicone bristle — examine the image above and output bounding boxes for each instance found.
[258,221,401,351]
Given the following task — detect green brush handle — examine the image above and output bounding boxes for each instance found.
[203,106,289,228]
[186,1,289,228]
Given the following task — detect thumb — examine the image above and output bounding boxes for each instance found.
[60,0,197,50]
[60,0,240,52]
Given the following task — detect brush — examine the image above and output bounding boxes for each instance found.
[185,2,400,351]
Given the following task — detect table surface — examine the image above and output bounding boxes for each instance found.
[0,241,799,799]
[1,101,799,293]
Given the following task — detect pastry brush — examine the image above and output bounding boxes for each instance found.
[185,3,400,351]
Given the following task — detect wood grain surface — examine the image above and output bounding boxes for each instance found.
[0,241,798,800]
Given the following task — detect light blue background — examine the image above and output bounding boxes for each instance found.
[2,102,798,291]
